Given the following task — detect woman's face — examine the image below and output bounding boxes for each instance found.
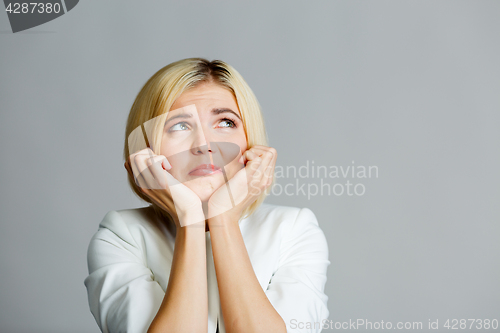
[160,82,248,202]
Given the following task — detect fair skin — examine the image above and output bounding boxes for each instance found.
[124,82,284,333]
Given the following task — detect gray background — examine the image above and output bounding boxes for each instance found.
[1,1,499,332]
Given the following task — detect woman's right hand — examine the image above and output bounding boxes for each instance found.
[124,147,204,228]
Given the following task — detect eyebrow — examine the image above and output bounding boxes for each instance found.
[163,108,242,128]
[164,113,193,127]
[211,108,241,120]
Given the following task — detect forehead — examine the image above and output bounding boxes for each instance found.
[170,82,241,116]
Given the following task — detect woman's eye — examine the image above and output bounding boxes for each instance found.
[169,122,189,132]
[218,119,236,128]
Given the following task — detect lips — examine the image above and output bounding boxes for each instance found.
[188,164,222,176]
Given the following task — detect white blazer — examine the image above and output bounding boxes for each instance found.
[84,203,330,333]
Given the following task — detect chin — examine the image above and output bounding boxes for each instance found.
[185,178,224,202]
[196,191,214,203]
[188,186,216,202]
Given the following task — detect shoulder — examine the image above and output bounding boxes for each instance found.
[100,206,155,229]
[244,203,323,241]
[86,206,168,271]
[89,206,163,250]
[247,202,319,225]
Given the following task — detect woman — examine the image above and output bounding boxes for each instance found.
[84,58,330,333]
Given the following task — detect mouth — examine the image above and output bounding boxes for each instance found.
[188,163,222,176]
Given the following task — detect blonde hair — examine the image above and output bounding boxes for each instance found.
[123,58,271,223]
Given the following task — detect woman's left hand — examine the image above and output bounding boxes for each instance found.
[207,145,277,221]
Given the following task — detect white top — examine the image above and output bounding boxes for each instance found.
[84,203,330,333]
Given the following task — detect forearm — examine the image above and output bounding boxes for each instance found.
[208,216,286,333]
[148,219,208,333]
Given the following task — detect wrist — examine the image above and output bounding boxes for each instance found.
[207,210,240,227]
[176,204,205,228]
[207,200,242,219]
[174,220,207,249]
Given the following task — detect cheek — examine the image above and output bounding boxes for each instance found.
[229,138,247,172]
[238,142,248,160]
[161,136,187,157]
[231,137,247,165]
[234,131,248,154]
[239,141,247,153]
[160,141,189,176]
[159,136,171,156]
[234,134,248,165]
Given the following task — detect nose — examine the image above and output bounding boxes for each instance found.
[192,144,215,155]
[190,127,217,155]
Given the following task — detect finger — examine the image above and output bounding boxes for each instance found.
[252,146,276,163]
[124,158,141,187]
[237,149,265,185]
[238,150,251,167]
[163,158,172,170]
[140,148,172,170]
[254,150,274,187]
[247,146,270,157]
[247,147,271,167]
[243,149,260,162]
[146,155,170,189]
[267,154,277,186]
[128,153,146,188]
[248,146,277,187]
[237,149,245,165]
[135,153,163,190]
[131,149,154,175]
[263,148,277,182]
[244,150,262,177]
[241,150,252,165]
[247,147,275,173]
